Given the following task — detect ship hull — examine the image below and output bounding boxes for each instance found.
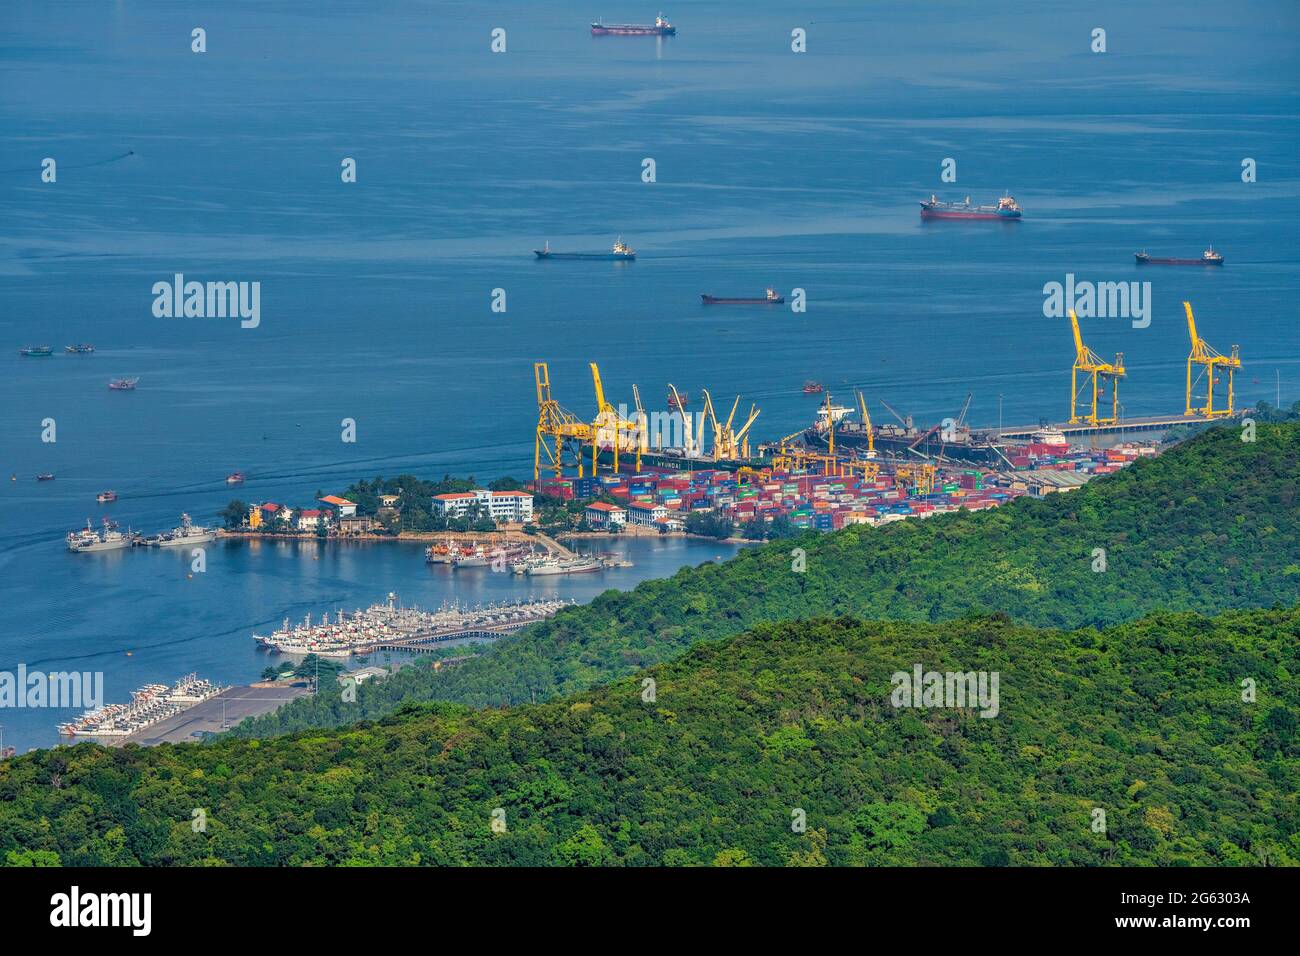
[535,251,635,260]
[920,209,1020,220]
[1135,255,1223,266]
[701,295,784,304]
[805,427,1009,464]
[591,25,675,36]
[152,532,217,547]
[68,538,133,553]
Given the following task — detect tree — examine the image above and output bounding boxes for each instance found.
[219,500,249,530]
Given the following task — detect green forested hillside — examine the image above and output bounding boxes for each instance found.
[3,607,1296,866]
[237,421,1300,736]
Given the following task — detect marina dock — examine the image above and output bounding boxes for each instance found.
[104,685,313,747]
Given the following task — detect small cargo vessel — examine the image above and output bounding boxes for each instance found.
[534,238,635,260]
[1135,247,1223,266]
[920,194,1022,220]
[96,490,117,503]
[702,288,784,305]
[19,345,53,357]
[591,14,676,36]
[802,381,824,394]
[225,471,246,484]
[108,377,138,390]
[65,343,95,354]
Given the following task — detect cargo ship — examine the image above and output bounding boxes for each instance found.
[701,288,784,305]
[534,238,635,260]
[1135,247,1223,266]
[803,417,1010,464]
[591,14,675,36]
[920,194,1022,220]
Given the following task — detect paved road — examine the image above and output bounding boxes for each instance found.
[110,685,311,747]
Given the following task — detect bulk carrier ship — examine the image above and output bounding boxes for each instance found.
[591,14,676,36]
[920,194,1022,220]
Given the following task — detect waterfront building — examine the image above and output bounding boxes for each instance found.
[318,495,358,518]
[584,501,627,528]
[431,490,534,523]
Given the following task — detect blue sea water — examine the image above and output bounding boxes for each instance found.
[0,0,1297,748]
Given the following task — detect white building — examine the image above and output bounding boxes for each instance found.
[626,502,668,527]
[584,501,627,528]
[431,489,534,523]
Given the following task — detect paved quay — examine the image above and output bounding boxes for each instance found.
[108,684,312,747]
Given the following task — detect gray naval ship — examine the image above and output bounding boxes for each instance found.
[67,518,139,552]
[147,512,218,547]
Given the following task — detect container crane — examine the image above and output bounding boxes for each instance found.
[667,383,705,457]
[1068,310,1125,425]
[1184,301,1241,418]
[701,389,760,461]
[854,389,877,459]
[533,363,594,481]
[589,363,642,474]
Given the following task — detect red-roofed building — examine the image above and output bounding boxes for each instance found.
[318,495,358,518]
[584,501,627,528]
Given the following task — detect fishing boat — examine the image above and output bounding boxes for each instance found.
[802,381,824,394]
[701,288,784,305]
[64,344,95,354]
[19,345,53,357]
[108,377,138,390]
[36,473,55,481]
[668,390,689,409]
[225,471,246,484]
[1135,247,1224,266]
[96,490,117,503]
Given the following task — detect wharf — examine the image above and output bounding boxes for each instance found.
[993,412,1233,442]
[369,616,544,652]
[104,685,312,747]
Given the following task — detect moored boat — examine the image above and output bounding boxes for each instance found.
[147,512,217,547]
[66,518,138,552]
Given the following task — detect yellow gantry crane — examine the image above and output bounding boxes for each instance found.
[701,389,760,461]
[1184,301,1241,418]
[534,362,594,481]
[589,362,642,474]
[1068,310,1125,425]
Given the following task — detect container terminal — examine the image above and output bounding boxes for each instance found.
[530,301,1243,533]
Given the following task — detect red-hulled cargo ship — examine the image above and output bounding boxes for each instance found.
[920,194,1022,220]
[1135,247,1223,266]
[591,14,676,36]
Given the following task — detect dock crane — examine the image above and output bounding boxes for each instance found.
[1184,301,1241,418]
[854,390,877,459]
[1068,310,1125,425]
[667,383,705,457]
[533,363,594,481]
[589,362,642,474]
[630,384,649,451]
[701,389,760,461]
